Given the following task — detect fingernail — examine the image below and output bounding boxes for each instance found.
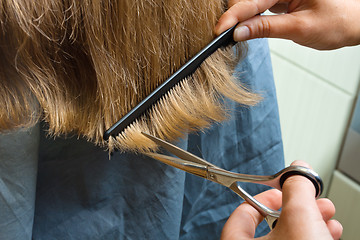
[234,26,250,41]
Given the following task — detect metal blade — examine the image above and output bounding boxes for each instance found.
[141,132,217,167]
[146,153,207,178]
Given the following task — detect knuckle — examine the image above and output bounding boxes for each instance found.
[296,18,311,36]
[247,17,271,38]
[250,0,262,14]
[282,202,310,217]
[241,0,261,14]
[293,17,316,42]
[260,17,272,38]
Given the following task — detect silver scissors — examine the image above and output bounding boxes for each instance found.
[141,132,323,230]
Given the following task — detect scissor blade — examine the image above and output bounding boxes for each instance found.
[141,132,216,167]
[146,153,207,178]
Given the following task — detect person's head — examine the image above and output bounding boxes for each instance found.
[0,0,258,152]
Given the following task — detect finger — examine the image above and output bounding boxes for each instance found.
[232,13,305,42]
[228,0,291,8]
[326,219,343,240]
[269,3,289,13]
[221,189,282,239]
[316,198,336,222]
[215,0,280,35]
[281,160,319,216]
[290,160,312,169]
[228,0,241,8]
[285,160,316,198]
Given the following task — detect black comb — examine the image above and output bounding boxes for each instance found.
[103,24,237,140]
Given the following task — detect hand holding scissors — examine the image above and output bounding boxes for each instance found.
[221,161,343,239]
[142,132,323,230]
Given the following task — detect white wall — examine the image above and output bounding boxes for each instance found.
[269,39,360,193]
[268,39,360,239]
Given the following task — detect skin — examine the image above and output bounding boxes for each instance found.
[216,1,349,237]
[215,0,360,50]
[221,161,343,240]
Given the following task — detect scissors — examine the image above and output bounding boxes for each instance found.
[141,132,323,230]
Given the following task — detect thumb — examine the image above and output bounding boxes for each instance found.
[282,161,318,206]
[233,14,303,42]
[280,161,322,225]
[273,161,336,239]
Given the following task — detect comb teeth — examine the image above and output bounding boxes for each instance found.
[106,45,259,153]
[110,76,221,152]
[103,25,238,141]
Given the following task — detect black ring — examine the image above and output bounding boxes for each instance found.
[279,170,323,197]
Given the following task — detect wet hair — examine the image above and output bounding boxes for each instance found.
[0,0,259,152]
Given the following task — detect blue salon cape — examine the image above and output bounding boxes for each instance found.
[0,39,284,239]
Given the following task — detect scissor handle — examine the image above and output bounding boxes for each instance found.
[227,166,324,230]
[271,166,323,228]
[229,183,281,230]
[279,167,323,198]
[217,165,324,198]
[276,166,323,198]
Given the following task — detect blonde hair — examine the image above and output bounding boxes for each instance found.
[0,0,259,152]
